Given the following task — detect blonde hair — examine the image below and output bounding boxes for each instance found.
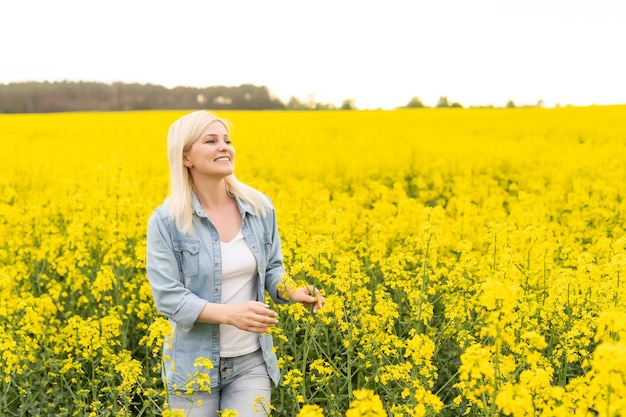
[164,110,269,234]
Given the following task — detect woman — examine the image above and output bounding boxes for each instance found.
[146,110,324,416]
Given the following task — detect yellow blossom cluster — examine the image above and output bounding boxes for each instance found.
[1,106,626,416]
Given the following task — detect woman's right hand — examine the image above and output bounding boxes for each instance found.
[225,301,279,333]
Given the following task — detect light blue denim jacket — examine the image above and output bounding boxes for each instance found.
[146,193,288,390]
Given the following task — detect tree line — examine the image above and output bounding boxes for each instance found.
[0,81,543,113]
[0,81,358,113]
[403,96,544,109]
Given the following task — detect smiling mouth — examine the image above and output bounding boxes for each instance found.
[214,157,231,162]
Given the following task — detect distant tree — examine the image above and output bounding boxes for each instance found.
[314,102,336,110]
[506,99,516,108]
[285,96,336,110]
[286,96,307,110]
[305,94,318,109]
[436,96,449,108]
[340,99,356,110]
[404,96,425,108]
[450,101,463,108]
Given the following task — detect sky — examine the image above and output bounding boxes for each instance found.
[1,0,625,109]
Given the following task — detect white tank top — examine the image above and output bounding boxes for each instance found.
[219,229,260,357]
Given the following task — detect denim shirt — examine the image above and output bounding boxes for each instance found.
[146,193,288,390]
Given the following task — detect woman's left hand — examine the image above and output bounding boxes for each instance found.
[288,285,325,313]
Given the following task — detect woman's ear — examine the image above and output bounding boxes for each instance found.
[182,153,192,168]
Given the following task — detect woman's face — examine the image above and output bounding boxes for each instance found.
[183,121,235,179]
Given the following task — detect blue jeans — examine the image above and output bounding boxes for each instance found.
[168,349,272,416]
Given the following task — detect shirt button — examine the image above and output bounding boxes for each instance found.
[214,262,219,266]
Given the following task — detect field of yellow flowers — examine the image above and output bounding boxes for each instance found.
[1,106,626,416]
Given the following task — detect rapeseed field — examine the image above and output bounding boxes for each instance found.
[1,107,625,416]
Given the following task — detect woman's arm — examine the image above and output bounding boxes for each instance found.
[146,209,208,331]
[195,301,279,333]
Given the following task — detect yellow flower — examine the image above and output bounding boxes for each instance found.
[297,404,325,417]
[253,395,273,414]
[113,350,144,395]
[218,410,239,417]
[193,356,214,371]
[162,410,185,417]
[281,369,304,389]
[346,389,386,417]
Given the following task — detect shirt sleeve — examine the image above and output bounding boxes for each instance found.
[146,209,208,331]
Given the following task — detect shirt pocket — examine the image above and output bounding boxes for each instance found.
[173,239,200,279]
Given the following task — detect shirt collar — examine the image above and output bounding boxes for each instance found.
[191,192,256,218]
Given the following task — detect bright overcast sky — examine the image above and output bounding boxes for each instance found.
[1,0,624,109]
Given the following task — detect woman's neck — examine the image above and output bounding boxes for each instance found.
[192,178,242,240]
[192,178,231,210]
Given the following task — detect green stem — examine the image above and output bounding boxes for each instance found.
[615,269,620,306]
[493,233,498,270]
